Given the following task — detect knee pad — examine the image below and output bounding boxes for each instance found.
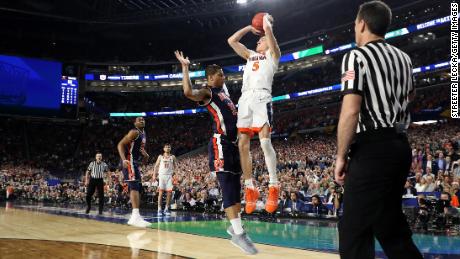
[260,138,274,154]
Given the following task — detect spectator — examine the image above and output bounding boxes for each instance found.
[436,153,447,173]
[309,195,328,215]
[423,167,435,180]
[425,176,437,192]
[415,177,428,193]
[278,190,290,213]
[182,192,196,210]
[453,160,460,179]
[403,180,417,197]
[287,192,304,213]
[445,156,453,173]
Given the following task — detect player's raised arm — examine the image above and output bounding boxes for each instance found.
[227,26,261,60]
[174,50,211,102]
[117,129,139,168]
[263,14,281,60]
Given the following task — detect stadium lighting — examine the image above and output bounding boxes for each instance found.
[237,0,247,4]
[413,120,438,125]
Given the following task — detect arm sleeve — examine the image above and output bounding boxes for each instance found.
[87,162,93,172]
[341,50,365,96]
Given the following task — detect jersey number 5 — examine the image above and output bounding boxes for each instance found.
[252,61,259,71]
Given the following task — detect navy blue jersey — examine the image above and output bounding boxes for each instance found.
[126,128,146,163]
[204,87,238,142]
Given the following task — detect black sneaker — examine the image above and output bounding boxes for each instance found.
[85,208,90,214]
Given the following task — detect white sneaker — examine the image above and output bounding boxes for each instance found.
[127,216,135,225]
[157,209,163,216]
[128,216,151,228]
[127,214,139,225]
[164,210,171,216]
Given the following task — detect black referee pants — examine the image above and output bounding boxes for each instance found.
[86,178,104,213]
[338,130,422,259]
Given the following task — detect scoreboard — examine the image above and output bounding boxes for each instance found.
[61,76,78,105]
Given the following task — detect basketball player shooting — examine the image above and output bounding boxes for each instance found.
[174,50,258,255]
[227,13,281,214]
[154,143,176,216]
[117,117,151,228]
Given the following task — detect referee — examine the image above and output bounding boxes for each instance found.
[85,152,109,215]
[334,1,422,259]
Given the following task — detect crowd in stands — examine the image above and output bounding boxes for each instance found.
[2,120,459,221]
[0,72,450,179]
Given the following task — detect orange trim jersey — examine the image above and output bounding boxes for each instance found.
[242,50,278,93]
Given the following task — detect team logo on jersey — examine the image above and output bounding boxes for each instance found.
[248,55,266,62]
[341,70,355,82]
[217,92,238,115]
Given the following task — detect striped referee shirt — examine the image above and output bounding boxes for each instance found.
[341,39,414,133]
[87,161,108,179]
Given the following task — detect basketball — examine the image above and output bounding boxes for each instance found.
[252,12,266,32]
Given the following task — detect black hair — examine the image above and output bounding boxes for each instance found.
[441,192,452,201]
[205,64,222,79]
[312,194,322,204]
[357,1,392,37]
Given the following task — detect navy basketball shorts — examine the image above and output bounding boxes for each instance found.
[122,161,142,191]
[208,134,242,209]
[217,171,242,209]
[208,134,241,173]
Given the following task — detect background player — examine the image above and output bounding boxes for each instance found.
[174,50,258,255]
[227,13,281,214]
[154,143,176,215]
[117,117,151,228]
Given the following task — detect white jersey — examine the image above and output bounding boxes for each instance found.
[158,155,174,176]
[241,50,278,94]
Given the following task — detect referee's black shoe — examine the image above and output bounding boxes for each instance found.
[85,207,90,214]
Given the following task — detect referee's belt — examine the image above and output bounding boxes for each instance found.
[355,127,407,143]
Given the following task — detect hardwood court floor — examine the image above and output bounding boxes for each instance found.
[0,208,339,259]
[0,239,189,259]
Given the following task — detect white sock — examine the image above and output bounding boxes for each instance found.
[244,179,254,188]
[132,208,140,218]
[230,217,244,235]
[260,138,278,186]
